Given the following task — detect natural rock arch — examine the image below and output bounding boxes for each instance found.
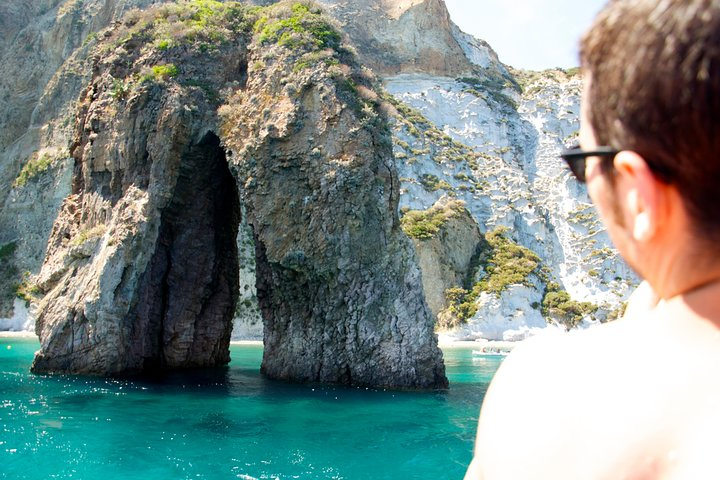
[30,1,447,389]
[129,131,240,371]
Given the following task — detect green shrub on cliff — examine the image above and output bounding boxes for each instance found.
[150,0,254,51]
[384,95,433,135]
[438,227,541,326]
[437,229,599,329]
[541,283,598,328]
[140,64,179,83]
[15,275,43,307]
[457,75,519,111]
[419,174,452,192]
[605,302,627,322]
[293,50,339,71]
[14,152,55,188]
[109,77,131,100]
[400,200,466,240]
[475,226,541,295]
[70,224,107,247]
[442,286,478,325]
[255,3,341,51]
[0,242,17,262]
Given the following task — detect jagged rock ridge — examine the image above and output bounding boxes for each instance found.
[28,1,447,389]
[0,0,168,318]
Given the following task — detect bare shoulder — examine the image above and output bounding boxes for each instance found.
[468,310,720,479]
[669,410,720,478]
[470,322,644,479]
[471,330,589,479]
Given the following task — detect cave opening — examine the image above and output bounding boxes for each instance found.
[134,131,241,372]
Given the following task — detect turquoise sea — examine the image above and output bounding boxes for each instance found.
[0,337,503,480]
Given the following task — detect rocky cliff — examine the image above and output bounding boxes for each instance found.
[0,0,166,318]
[312,0,485,77]
[10,1,447,388]
[387,68,636,341]
[219,4,445,387]
[0,0,635,374]
[401,197,484,319]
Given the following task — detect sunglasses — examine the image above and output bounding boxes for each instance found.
[560,143,619,183]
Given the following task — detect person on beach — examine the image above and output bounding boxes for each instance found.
[465,0,720,478]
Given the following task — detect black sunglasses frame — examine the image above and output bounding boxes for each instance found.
[560,144,619,183]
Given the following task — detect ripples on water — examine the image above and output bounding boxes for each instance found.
[0,339,503,480]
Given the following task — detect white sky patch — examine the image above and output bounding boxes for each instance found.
[499,1,537,25]
[444,0,607,71]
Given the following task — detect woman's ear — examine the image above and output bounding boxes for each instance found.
[613,150,663,242]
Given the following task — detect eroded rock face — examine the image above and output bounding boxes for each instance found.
[31,2,447,388]
[33,56,243,374]
[220,10,446,389]
[0,0,162,319]
[408,199,485,318]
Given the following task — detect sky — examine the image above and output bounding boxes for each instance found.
[444,0,607,71]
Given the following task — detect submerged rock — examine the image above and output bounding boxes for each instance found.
[30,1,447,389]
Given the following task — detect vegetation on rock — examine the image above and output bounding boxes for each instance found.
[476,226,541,294]
[541,282,598,329]
[418,173,452,192]
[456,75,519,111]
[400,200,466,240]
[70,224,107,247]
[254,3,341,51]
[14,152,56,188]
[438,228,600,330]
[97,0,256,106]
[509,66,582,96]
[605,302,628,322]
[386,93,485,197]
[0,242,17,262]
[439,286,478,328]
[143,0,255,52]
[15,275,43,307]
[141,63,179,82]
[438,226,541,326]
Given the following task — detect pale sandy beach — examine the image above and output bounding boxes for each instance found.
[3,333,518,354]
[231,338,519,350]
[440,340,519,355]
[0,331,37,338]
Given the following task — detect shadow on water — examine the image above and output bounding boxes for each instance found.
[7,339,501,406]
[133,366,235,392]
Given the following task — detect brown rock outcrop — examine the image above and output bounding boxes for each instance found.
[315,0,476,76]
[0,0,162,316]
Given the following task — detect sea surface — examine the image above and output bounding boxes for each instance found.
[0,337,504,480]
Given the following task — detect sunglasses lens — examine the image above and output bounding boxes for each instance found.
[571,158,586,182]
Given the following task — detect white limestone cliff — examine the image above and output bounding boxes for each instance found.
[386,65,636,341]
